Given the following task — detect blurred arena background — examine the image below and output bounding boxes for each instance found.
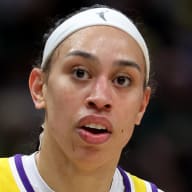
[0,0,192,191]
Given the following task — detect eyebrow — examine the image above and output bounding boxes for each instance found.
[65,50,98,61]
[65,50,141,72]
[113,60,141,72]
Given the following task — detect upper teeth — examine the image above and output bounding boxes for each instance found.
[84,124,106,130]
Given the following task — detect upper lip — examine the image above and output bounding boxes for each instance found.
[77,115,113,133]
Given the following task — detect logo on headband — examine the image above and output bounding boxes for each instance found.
[96,11,108,21]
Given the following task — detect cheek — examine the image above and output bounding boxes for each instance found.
[115,94,143,143]
[47,77,78,107]
[45,78,81,127]
[119,118,135,146]
[45,81,80,143]
[117,96,142,124]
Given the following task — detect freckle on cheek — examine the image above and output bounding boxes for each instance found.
[121,129,124,133]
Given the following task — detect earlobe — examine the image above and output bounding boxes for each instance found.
[135,87,151,125]
[29,68,46,109]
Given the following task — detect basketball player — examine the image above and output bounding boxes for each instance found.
[0,4,164,192]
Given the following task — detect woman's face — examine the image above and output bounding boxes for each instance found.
[35,26,150,169]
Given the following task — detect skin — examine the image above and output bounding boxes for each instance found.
[29,26,151,192]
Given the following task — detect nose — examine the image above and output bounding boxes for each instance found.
[85,76,112,112]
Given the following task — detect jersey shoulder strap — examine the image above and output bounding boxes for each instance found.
[0,157,20,192]
[118,166,159,192]
[127,171,159,192]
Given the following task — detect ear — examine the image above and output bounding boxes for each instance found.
[135,87,151,125]
[29,68,46,109]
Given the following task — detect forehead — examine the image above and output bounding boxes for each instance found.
[48,26,145,76]
[70,26,141,46]
[57,26,145,61]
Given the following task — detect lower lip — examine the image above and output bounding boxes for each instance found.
[77,128,111,145]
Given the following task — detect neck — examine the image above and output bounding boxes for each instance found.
[35,134,119,192]
[36,152,116,192]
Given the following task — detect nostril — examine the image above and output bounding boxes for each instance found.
[86,100,112,111]
[104,104,111,109]
[88,101,96,107]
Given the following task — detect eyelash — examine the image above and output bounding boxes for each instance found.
[71,66,132,88]
[72,67,91,80]
[113,75,132,88]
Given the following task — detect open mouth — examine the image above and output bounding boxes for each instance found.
[80,125,109,134]
[77,116,112,144]
[77,125,111,144]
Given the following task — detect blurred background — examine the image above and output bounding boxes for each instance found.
[0,0,191,191]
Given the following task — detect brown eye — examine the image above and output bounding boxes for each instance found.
[113,75,131,88]
[72,67,90,80]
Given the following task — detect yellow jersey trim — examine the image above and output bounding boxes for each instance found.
[0,158,20,192]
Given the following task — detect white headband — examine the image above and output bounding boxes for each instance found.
[41,7,150,83]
